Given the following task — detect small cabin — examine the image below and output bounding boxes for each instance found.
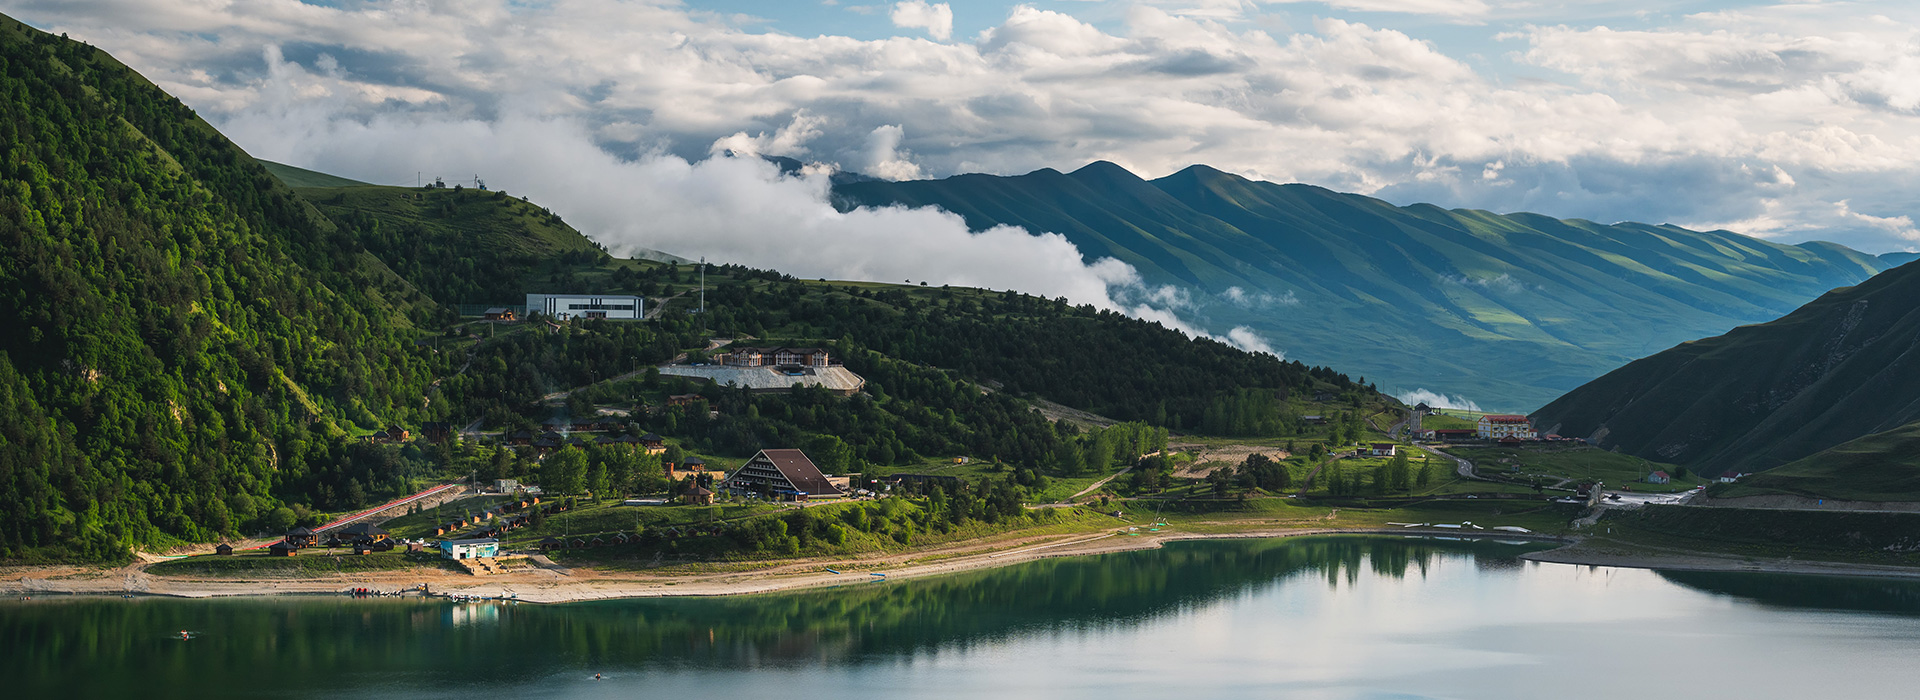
[483,307,517,321]
[214,543,234,556]
[284,527,317,548]
[683,484,715,506]
[268,541,299,557]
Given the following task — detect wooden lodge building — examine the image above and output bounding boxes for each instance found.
[718,449,844,501]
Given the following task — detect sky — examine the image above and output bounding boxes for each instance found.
[7,0,1920,363]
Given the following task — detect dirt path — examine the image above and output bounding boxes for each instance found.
[1067,468,1132,502]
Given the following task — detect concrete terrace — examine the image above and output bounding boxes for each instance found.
[658,364,866,394]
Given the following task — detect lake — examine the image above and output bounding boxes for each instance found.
[9,536,1920,699]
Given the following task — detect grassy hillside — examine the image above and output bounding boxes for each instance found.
[838,162,1889,410]
[298,184,609,305]
[0,15,445,559]
[1533,259,1920,484]
[1449,444,1701,492]
[1711,420,1920,501]
[259,159,370,188]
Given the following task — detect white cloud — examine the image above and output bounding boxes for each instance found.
[1835,200,1920,241]
[10,0,1920,252]
[890,1,953,41]
[1226,326,1283,358]
[862,124,926,180]
[1395,388,1481,412]
[1440,272,1530,293]
[1222,286,1300,308]
[1262,0,1491,18]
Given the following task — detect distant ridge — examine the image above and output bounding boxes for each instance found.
[837,162,1893,410]
[259,159,373,188]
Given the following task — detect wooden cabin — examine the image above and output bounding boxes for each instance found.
[682,484,715,506]
[284,527,317,548]
[268,541,299,557]
[214,543,234,556]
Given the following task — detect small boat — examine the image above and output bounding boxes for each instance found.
[824,568,842,574]
[869,573,886,578]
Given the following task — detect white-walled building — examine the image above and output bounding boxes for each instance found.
[438,538,499,560]
[1476,414,1537,440]
[525,293,643,320]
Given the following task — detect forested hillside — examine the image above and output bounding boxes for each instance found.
[838,162,1892,410]
[1533,259,1920,484]
[0,15,1396,561]
[0,17,442,559]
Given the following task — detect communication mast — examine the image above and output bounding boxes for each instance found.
[699,257,706,314]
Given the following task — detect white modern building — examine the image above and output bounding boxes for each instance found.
[438,538,499,560]
[525,293,643,320]
[1476,414,1538,440]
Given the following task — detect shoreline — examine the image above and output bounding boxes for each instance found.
[9,527,1920,604]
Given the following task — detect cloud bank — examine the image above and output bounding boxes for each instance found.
[10,0,1919,251]
[1395,389,1482,413]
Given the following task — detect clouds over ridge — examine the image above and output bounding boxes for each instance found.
[8,0,1919,255]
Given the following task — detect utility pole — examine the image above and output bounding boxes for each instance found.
[417,171,421,188]
[699,257,706,315]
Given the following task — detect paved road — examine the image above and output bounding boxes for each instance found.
[1417,444,1480,480]
[1387,408,1425,440]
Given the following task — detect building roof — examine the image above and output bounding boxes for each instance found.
[485,307,511,314]
[640,433,663,442]
[1650,471,1671,478]
[440,538,500,546]
[752,449,842,495]
[287,527,313,536]
[687,485,713,496]
[1481,414,1531,424]
[338,522,388,536]
[1371,443,1395,449]
[682,456,706,465]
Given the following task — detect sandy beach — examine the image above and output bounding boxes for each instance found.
[7,527,1919,603]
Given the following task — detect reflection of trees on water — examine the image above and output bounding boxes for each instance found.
[3,537,1547,696]
[1657,570,1920,616]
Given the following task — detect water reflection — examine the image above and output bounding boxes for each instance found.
[2,537,1540,697]
[13,536,1920,700]
[1657,569,1920,615]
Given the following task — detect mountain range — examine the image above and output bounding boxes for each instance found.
[837,163,1899,410]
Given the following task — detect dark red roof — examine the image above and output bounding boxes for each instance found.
[758,449,842,495]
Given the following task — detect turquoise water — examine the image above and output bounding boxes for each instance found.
[8,536,1920,698]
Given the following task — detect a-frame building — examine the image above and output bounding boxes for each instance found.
[719,449,844,501]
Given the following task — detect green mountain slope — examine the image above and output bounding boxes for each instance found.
[837,163,1891,410]
[297,185,609,306]
[1713,421,1920,501]
[1531,260,1920,481]
[0,16,443,559]
[259,159,370,188]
